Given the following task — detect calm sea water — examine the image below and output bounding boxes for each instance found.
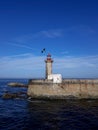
[0,79,98,130]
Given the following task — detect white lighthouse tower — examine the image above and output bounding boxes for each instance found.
[45,54,53,79]
[45,54,62,83]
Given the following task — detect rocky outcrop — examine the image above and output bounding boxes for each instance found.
[2,92,27,99]
[8,82,28,87]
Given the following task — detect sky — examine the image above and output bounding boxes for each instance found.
[0,0,98,78]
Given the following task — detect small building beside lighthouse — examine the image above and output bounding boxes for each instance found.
[45,54,62,83]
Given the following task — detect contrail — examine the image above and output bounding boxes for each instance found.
[7,41,36,51]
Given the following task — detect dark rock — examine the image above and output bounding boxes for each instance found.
[2,92,27,99]
[2,93,17,99]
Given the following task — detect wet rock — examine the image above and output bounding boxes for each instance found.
[8,82,28,87]
[2,92,27,99]
[2,93,17,99]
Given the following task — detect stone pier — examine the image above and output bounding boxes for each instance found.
[27,79,98,99]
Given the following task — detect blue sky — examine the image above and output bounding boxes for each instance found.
[0,0,98,78]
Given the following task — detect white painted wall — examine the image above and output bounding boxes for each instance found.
[48,74,62,83]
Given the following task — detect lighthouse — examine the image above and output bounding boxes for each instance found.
[45,54,62,83]
[45,54,53,79]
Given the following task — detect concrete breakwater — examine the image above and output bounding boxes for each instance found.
[27,79,98,99]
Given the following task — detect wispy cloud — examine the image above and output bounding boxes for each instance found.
[6,26,95,51]
[61,51,69,55]
[7,41,37,51]
[8,42,34,50]
[54,55,97,69]
[64,25,96,35]
[13,29,64,42]
[6,29,63,51]
[0,53,98,78]
[38,29,63,38]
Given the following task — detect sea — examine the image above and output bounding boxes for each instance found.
[0,79,98,130]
